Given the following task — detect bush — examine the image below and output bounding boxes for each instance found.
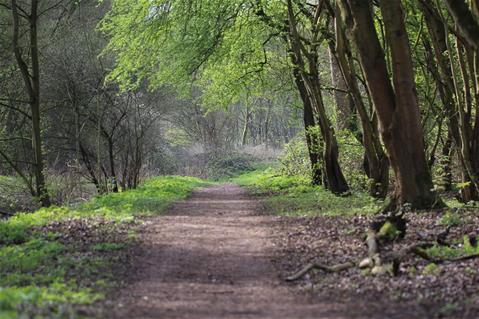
[337,130,370,192]
[207,153,256,179]
[278,130,371,192]
[278,137,311,178]
[47,172,97,207]
[0,176,37,215]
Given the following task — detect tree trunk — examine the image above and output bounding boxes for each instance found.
[333,13,390,198]
[292,61,323,186]
[420,1,479,201]
[339,0,441,209]
[107,137,118,193]
[11,0,50,207]
[444,0,479,50]
[329,46,354,132]
[241,105,252,147]
[440,133,453,192]
[287,0,349,194]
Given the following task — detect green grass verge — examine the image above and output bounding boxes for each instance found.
[232,168,382,216]
[0,176,209,319]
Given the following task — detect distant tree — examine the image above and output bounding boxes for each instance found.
[1,0,52,206]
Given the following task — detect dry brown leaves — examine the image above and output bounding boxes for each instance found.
[273,211,479,319]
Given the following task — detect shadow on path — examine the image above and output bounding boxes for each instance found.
[107,184,348,319]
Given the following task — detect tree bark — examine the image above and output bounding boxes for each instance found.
[444,0,479,50]
[107,137,119,193]
[339,0,441,209]
[11,0,51,207]
[291,59,323,186]
[328,46,354,132]
[287,0,349,194]
[332,13,390,198]
[241,105,252,147]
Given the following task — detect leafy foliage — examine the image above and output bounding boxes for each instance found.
[101,0,292,109]
[278,137,311,178]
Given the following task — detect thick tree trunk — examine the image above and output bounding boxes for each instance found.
[312,87,349,194]
[332,14,389,198]
[339,0,441,209]
[329,46,354,132]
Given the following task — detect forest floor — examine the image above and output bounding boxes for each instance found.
[101,182,479,319]
[103,184,333,319]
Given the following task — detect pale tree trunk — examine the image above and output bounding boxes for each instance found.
[339,0,441,209]
[329,46,354,132]
[241,105,252,147]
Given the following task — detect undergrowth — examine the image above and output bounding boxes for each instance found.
[0,176,208,319]
[233,168,381,216]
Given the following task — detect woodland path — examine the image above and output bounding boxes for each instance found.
[107,183,344,319]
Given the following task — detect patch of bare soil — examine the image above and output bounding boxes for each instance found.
[104,184,349,319]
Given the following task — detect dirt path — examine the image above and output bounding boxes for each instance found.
[108,184,342,319]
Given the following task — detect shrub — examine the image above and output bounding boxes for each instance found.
[206,152,256,179]
[278,137,311,178]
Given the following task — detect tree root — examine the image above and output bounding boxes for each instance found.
[285,261,355,282]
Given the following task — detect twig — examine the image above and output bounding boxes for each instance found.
[286,261,355,282]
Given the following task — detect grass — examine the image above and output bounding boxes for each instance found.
[232,168,382,216]
[0,175,209,319]
[80,176,210,219]
[424,235,479,260]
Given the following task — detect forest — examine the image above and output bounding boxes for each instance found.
[0,0,478,318]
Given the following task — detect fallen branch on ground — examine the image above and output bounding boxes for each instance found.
[286,261,355,281]
[286,243,479,282]
[285,209,479,282]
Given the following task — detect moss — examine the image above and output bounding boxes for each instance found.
[437,211,462,227]
[422,263,440,276]
[378,221,400,241]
